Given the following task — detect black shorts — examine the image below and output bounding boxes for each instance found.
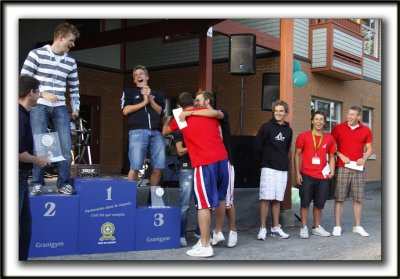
[299,173,329,209]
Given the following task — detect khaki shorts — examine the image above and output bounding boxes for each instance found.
[335,167,366,202]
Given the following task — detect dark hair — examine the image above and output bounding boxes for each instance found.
[177,92,194,108]
[311,110,327,122]
[19,75,39,98]
[196,91,215,107]
[54,22,80,40]
[350,105,362,115]
[133,65,149,77]
[272,99,289,113]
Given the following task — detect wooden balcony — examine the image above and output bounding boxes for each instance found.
[309,19,364,80]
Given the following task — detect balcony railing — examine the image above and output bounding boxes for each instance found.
[310,19,361,35]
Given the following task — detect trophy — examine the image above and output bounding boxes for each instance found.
[33,132,66,163]
[150,186,167,208]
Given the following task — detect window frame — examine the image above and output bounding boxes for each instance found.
[361,19,380,61]
[311,97,342,133]
[362,107,373,130]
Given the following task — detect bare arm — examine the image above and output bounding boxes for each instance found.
[142,86,162,115]
[294,147,303,185]
[327,153,336,179]
[162,116,173,136]
[175,141,188,156]
[122,96,149,116]
[357,142,373,166]
[19,152,48,168]
[179,109,223,121]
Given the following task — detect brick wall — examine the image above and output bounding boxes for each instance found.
[78,57,381,181]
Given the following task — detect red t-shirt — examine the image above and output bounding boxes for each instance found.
[295,130,336,179]
[169,108,228,168]
[331,121,373,167]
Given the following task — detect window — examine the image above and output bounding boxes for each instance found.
[362,107,373,129]
[311,98,341,132]
[361,19,379,58]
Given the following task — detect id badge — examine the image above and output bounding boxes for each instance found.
[312,156,321,165]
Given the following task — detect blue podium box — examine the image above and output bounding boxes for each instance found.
[29,194,80,258]
[135,206,180,251]
[74,178,137,254]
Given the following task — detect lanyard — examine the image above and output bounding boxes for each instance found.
[312,129,324,156]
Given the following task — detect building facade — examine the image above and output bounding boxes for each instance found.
[19,18,381,185]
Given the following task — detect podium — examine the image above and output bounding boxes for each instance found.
[135,206,180,251]
[29,195,80,257]
[74,178,137,254]
[29,178,180,258]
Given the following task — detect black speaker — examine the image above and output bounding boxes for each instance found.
[229,34,256,75]
[231,136,260,188]
[262,73,280,111]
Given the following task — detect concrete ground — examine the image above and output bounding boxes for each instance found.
[25,176,384,276]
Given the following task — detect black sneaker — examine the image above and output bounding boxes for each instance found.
[57,184,75,195]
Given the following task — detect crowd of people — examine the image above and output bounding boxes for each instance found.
[19,23,374,260]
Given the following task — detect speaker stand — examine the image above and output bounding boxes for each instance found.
[239,75,244,135]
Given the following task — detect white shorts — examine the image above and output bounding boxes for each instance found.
[259,167,288,201]
[225,162,235,208]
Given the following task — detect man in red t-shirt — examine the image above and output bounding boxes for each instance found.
[331,105,373,237]
[162,92,229,258]
[294,111,336,239]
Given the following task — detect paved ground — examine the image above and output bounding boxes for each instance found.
[29,178,381,262]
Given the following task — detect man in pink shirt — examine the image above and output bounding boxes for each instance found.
[331,105,373,237]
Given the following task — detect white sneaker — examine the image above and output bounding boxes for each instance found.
[270,224,289,239]
[211,230,225,246]
[186,241,214,257]
[31,184,43,196]
[353,226,370,237]
[300,226,309,239]
[257,227,267,240]
[311,225,331,237]
[332,226,342,237]
[227,230,238,247]
[180,237,187,246]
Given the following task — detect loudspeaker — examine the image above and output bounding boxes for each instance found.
[231,136,260,188]
[229,34,256,75]
[262,73,280,111]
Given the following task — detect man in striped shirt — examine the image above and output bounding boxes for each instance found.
[20,22,80,195]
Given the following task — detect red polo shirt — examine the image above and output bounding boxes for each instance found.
[169,108,228,168]
[331,121,373,167]
[296,130,336,179]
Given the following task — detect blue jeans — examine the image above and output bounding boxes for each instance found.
[30,104,72,187]
[179,168,194,237]
[128,129,166,170]
[19,172,32,260]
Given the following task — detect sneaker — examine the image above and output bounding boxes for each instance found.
[332,226,342,237]
[57,184,75,195]
[300,226,309,239]
[180,237,187,246]
[227,230,238,248]
[186,241,214,257]
[257,227,267,240]
[31,184,43,196]
[353,226,370,237]
[312,225,331,237]
[270,224,289,239]
[211,230,225,246]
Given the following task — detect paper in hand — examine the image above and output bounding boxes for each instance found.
[322,163,331,178]
[172,107,188,129]
[345,161,364,171]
